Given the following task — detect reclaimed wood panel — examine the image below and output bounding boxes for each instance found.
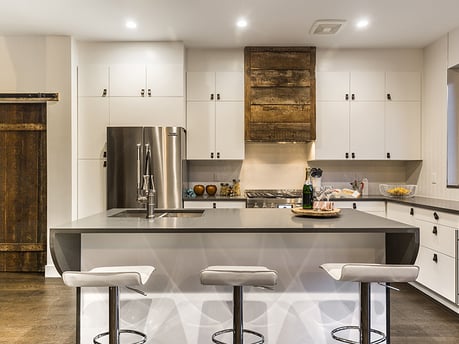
[0,103,47,272]
[245,46,316,142]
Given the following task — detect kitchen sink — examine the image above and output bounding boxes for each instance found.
[110,209,204,218]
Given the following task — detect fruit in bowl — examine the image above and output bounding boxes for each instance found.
[379,184,416,198]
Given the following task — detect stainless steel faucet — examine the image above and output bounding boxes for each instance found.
[137,143,156,218]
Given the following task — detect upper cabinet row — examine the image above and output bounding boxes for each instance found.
[78,64,184,97]
[315,71,421,160]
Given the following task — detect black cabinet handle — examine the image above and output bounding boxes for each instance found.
[351,94,355,100]
[212,202,217,208]
[352,203,357,209]
[387,152,391,159]
[410,208,414,216]
[433,212,439,220]
[210,152,214,159]
[210,94,214,100]
[103,151,107,158]
[217,93,220,100]
[387,93,392,100]
[148,88,152,97]
[103,161,107,167]
[102,88,107,97]
[345,152,349,159]
[432,226,438,235]
[345,94,349,100]
[433,254,438,263]
[216,152,220,159]
[351,152,355,159]
[141,89,145,97]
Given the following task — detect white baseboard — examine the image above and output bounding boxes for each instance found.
[45,264,61,278]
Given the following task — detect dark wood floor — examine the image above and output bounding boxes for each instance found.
[0,273,458,343]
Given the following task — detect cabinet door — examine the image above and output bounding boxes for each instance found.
[215,102,244,159]
[385,102,421,159]
[315,102,350,159]
[186,72,215,101]
[386,72,421,101]
[186,102,215,159]
[350,102,385,159]
[316,71,350,101]
[78,64,109,97]
[109,97,185,127]
[215,72,244,101]
[78,97,109,159]
[147,64,184,97]
[110,64,146,97]
[350,72,385,101]
[78,159,106,219]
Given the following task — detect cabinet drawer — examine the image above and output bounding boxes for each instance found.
[335,201,385,212]
[386,203,415,225]
[413,207,459,228]
[418,220,457,257]
[415,246,456,302]
[184,200,246,209]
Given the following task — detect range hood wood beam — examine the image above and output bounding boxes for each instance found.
[0,93,59,103]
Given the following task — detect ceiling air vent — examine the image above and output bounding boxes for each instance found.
[310,20,346,35]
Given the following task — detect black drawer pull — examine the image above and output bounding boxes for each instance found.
[212,202,216,208]
[433,254,438,263]
[210,93,214,100]
[345,94,349,100]
[345,152,349,159]
[433,212,439,220]
[102,88,107,97]
[352,203,357,209]
[210,152,214,159]
[432,226,438,235]
[351,152,355,159]
[387,93,392,100]
[410,208,414,216]
[351,93,355,100]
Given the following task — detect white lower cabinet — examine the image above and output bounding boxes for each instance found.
[335,201,386,217]
[386,202,458,304]
[415,246,456,302]
[184,200,246,209]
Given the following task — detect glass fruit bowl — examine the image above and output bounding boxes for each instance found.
[379,184,417,198]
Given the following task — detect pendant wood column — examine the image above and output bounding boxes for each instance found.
[0,103,47,272]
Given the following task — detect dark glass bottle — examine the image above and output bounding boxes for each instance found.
[302,167,313,209]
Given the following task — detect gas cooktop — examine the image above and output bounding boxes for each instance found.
[245,189,302,198]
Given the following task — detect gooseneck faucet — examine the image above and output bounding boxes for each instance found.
[137,143,156,218]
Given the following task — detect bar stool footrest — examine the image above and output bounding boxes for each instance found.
[211,328,264,344]
[93,329,147,344]
[331,325,386,344]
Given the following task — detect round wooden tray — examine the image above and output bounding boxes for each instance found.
[291,207,341,217]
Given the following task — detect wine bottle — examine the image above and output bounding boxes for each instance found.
[302,167,313,209]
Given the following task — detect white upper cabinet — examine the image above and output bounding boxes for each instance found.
[315,70,421,160]
[186,71,244,160]
[385,72,421,101]
[78,64,109,97]
[110,63,184,97]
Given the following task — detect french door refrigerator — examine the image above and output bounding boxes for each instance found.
[107,126,186,209]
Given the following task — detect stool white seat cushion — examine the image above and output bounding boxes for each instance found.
[320,263,419,283]
[200,265,278,287]
[62,265,155,288]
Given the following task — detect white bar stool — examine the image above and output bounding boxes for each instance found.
[200,265,278,344]
[320,263,419,344]
[63,265,155,344]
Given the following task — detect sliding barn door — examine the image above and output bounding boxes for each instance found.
[0,103,47,272]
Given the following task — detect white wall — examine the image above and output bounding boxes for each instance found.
[417,26,459,200]
[0,35,73,277]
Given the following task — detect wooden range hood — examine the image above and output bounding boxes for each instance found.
[244,47,316,143]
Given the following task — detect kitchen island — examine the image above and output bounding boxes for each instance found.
[51,208,419,344]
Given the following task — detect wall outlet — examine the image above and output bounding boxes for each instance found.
[432,172,437,184]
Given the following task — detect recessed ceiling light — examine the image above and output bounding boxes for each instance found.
[126,20,137,29]
[356,19,369,29]
[236,19,248,28]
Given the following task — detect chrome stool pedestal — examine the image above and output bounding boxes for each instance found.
[320,263,419,344]
[62,266,155,344]
[200,266,278,344]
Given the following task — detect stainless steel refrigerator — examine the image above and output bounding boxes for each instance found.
[107,126,186,209]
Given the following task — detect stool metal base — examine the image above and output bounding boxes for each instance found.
[93,329,147,344]
[331,325,386,344]
[212,328,264,344]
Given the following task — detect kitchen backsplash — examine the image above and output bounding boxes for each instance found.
[187,143,421,194]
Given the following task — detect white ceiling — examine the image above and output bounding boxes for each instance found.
[0,0,458,48]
